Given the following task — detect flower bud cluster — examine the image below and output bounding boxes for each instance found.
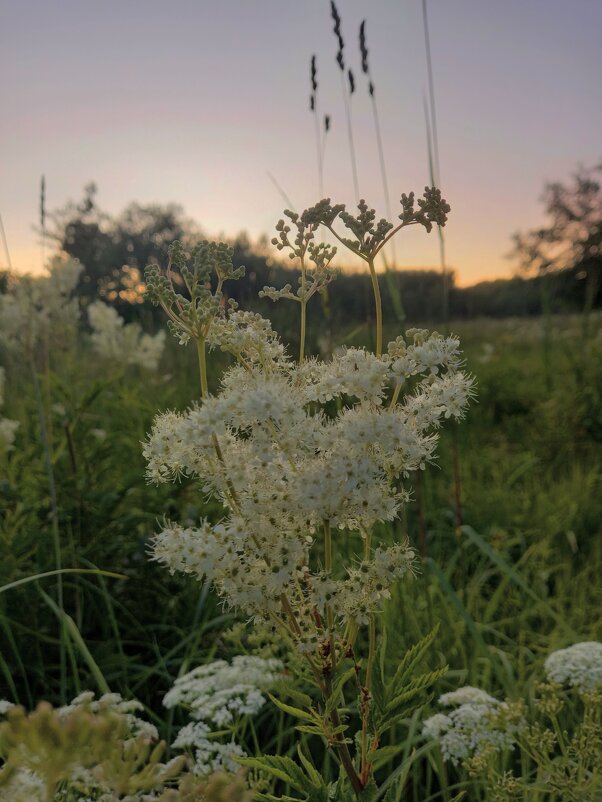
[262,208,338,306]
[299,189,450,261]
[144,241,244,346]
[422,686,518,766]
[88,300,165,371]
[544,641,602,692]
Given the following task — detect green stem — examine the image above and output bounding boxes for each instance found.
[388,383,402,409]
[366,616,376,691]
[300,257,307,362]
[196,337,209,399]
[323,520,337,670]
[300,300,307,363]
[30,360,66,702]
[325,677,364,798]
[367,257,383,356]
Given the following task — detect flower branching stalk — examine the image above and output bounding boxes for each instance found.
[261,210,337,361]
[299,189,450,356]
[144,192,469,800]
[145,240,244,397]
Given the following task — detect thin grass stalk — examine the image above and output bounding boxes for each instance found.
[359,20,405,320]
[423,96,448,330]
[310,55,324,197]
[40,174,46,272]
[422,23,462,536]
[30,359,66,702]
[422,2,440,187]
[330,2,360,202]
[340,70,360,203]
[0,212,13,271]
[266,171,296,211]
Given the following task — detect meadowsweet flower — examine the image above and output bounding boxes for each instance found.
[423,686,517,765]
[88,300,165,371]
[206,310,286,366]
[146,339,472,629]
[544,641,602,692]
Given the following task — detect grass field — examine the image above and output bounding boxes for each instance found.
[1,297,601,799]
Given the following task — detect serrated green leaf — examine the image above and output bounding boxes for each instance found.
[358,777,379,802]
[368,743,404,770]
[326,666,357,714]
[386,624,440,698]
[371,662,387,713]
[269,693,318,723]
[294,724,326,736]
[296,743,325,789]
[281,686,314,710]
[379,764,409,802]
[237,755,307,792]
[387,666,447,714]
[376,698,431,737]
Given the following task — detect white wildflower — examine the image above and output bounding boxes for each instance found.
[207,309,286,366]
[146,337,472,627]
[0,256,82,355]
[88,300,165,371]
[58,690,158,741]
[163,656,282,726]
[192,739,247,776]
[439,686,500,707]
[0,699,15,715]
[423,686,517,765]
[544,641,602,692]
[0,416,19,451]
[0,769,45,802]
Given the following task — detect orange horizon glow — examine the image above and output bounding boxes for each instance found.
[4,242,517,289]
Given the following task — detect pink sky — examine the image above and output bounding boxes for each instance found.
[2,0,601,286]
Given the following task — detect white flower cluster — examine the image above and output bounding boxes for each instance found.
[164,655,282,776]
[0,699,15,715]
[0,768,45,802]
[0,692,169,802]
[145,324,473,631]
[206,309,287,365]
[58,690,159,741]
[0,256,82,355]
[88,300,165,371]
[544,641,602,692]
[422,686,517,766]
[0,367,19,452]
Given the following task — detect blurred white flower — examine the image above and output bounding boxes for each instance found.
[0,256,83,355]
[544,641,602,692]
[88,300,165,371]
[423,686,517,765]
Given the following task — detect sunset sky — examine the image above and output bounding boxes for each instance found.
[2,0,601,285]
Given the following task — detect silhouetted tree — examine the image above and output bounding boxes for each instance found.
[49,184,201,314]
[511,163,602,320]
